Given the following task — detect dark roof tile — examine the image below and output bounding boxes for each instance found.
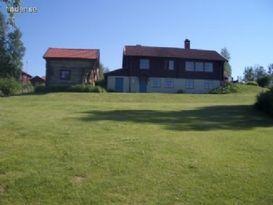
[124,45,226,61]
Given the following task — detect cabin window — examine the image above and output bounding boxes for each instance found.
[168,60,175,70]
[185,61,194,71]
[204,81,214,90]
[60,70,71,80]
[140,59,150,70]
[151,79,161,88]
[164,79,174,88]
[185,80,194,89]
[204,62,213,72]
[195,62,204,72]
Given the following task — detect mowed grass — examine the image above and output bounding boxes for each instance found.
[0,85,273,205]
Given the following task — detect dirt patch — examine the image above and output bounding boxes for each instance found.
[71,175,86,185]
[0,185,5,193]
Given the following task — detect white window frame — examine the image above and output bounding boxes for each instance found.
[185,80,194,89]
[195,62,204,72]
[185,61,194,71]
[168,60,175,70]
[164,79,174,88]
[140,59,150,70]
[151,78,161,88]
[204,62,213,72]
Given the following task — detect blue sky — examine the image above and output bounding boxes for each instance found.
[1,0,273,78]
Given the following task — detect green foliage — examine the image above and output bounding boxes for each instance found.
[0,78,21,96]
[221,47,232,77]
[245,81,258,86]
[95,78,106,88]
[7,28,25,72]
[257,76,271,88]
[209,83,239,94]
[244,66,255,81]
[255,88,273,116]
[244,65,268,83]
[0,10,25,78]
[43,84,107,93]
[34,85,47,93]
[224,61,232,78]
[21,82,34,94]
[99,63,109,80]
[69,84,106,93]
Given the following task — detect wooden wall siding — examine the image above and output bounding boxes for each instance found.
[123,56,224,81]
[46,59,98,86]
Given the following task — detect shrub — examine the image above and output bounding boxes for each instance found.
[22,83,34,94]
[95,79,106,88]
[177,89,184,93]
[255,88,273,116]
[209,83,239,94]
[257,76,271,88]
[246,81,258,86]
[69,84,106,93]
[35,85,47,93]
[46,86,70,92]
[0,78,22,97]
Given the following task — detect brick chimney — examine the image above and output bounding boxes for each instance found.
[184,39,190,49]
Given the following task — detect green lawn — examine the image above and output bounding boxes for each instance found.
[0,85,273,204]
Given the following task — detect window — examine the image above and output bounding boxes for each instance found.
[60,70,71,80]
[168,60,175,70]
[195,62,204,72]
[185,61,194,71]
[204,62,213,72]
[164,79,174,88]
[140,59,150,70]
[185,80,194,89]
[204,81,214,90]
[151,79,161,88]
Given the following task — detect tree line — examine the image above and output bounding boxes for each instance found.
[243,64,273,87]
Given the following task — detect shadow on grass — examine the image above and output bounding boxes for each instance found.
[80,105,273,131]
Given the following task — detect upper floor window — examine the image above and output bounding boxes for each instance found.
[60,70,71,80]
[140,59,150,70]
[195,62,204,72]
[185,61,194,71]
[168,60,175,70]
[204,62,213,72]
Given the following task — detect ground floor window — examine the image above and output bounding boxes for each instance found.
[185,80,194,89]
[151,79,161,88]
[60,70,71,80]
[164,79,174,88]
[204,81,214,90]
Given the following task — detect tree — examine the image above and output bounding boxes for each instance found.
[99,63,109,80]
[243,66,255,81]
[254,65,267,80]
[0,0,25,79]
[257,76,271,88]
[2,0,21,27]
[7,28,25,76]
[268,64,273,76]
[0,11,13,78]
[220,47,232,78]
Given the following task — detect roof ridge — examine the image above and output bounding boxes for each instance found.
[125,45,217,52]
[47,47,99,51]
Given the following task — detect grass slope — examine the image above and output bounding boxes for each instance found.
[0,85,273,204]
